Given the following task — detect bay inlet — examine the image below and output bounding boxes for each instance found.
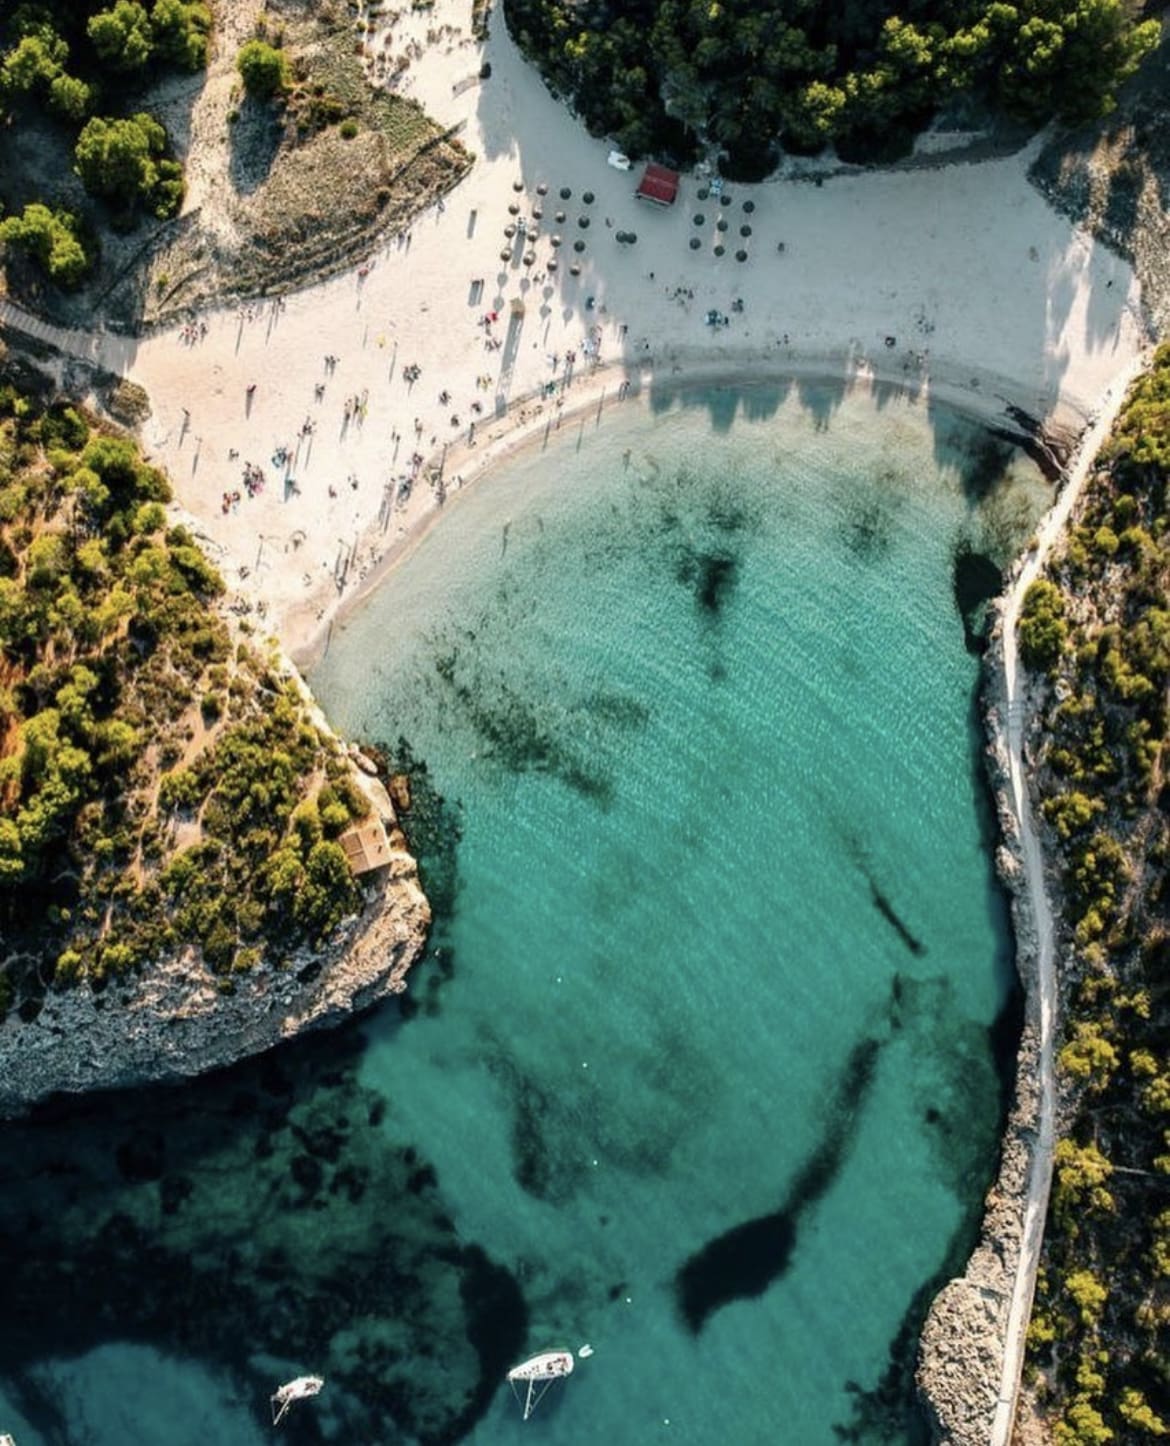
[0,380,1048,1445]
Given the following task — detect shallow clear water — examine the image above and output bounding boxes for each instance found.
[0,380,1046,1446]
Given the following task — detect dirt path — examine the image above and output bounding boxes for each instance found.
[989,352,1146,1446]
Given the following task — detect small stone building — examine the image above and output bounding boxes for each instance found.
[337,816,392,875]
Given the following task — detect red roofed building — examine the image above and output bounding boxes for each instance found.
[635,163,680,206]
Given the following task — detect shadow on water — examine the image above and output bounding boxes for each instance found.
[834,973,1023,1443]
[367,736,464,1021]
[0,1018,527,1445]
[952,544,1004,656]
[869,883,927,957]
[674,1033,884,1333]
[832,636,1023,1443]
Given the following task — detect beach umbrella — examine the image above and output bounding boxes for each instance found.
[569,263,581,276]
[578,215,590,228]
[720,194,732,207]
[508,202,520,215]
[716,218,729,233]
[551,233,562,247]
[523,252,536,266]
[626,233,637,244]
[500,248,512,261]
[736,249,748,262]
[560,187,571,200]
[740,224,752,237]
[693,213,705,226]
[504,224,516,238]
[696,187,709,201]
[583,190,595,204]
[513,179,524,192]
[532,206,543,220]
[713,244,725,257]
[555,210,566,223]
[547,257,558,271]
[689,236,701,250]
[574,239,586,253]
[743,200,755,213]
[537,182,548,195]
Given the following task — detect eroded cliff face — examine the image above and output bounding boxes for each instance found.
[0,651,432,1120]
[915,622,1046,1445]
[0,842,429,1118]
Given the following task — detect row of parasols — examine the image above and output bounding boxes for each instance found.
[503,180,608,274]
[691,194,756,260]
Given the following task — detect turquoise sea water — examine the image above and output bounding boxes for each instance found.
[0,381,1046,1445]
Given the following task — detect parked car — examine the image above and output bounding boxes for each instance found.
[607,151,632,171]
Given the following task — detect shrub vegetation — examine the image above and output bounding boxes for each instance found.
[1021,344,1170,1442]
[0,378,371,1022]
[236,37,290,99]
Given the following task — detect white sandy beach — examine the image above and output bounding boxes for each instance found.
[76,0,1148,662]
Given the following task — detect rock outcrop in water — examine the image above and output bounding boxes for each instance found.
[0,659,431,1121]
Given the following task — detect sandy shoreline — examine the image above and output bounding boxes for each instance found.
[68,0,1138,675]
[289,340,1085,670]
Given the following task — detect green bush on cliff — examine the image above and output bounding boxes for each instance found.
[1026,346,1170,1442]
[1019,578,1068,672]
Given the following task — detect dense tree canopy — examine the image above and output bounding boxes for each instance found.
[1021,343,1170,1444]
[504,0,1160,174]
[0,0,209,281]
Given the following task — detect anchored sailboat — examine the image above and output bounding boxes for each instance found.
[506,1351,574,1420]
[270,1375,324,1426]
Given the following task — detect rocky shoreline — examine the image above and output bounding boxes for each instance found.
[916,614,1046,1441]
[0,654,432,1121]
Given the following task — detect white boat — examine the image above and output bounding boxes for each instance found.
[270,1375,324,1426]
[506,1350,574,1420]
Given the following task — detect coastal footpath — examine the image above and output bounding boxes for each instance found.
[916,361,1147,1444]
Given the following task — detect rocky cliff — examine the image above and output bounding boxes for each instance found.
[915,619,1048,1444]
[0,656,432,1120]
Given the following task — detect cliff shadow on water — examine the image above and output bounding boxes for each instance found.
[834,621,1025,1443]
[366,735,465,1022]
[0,1017,527,1446]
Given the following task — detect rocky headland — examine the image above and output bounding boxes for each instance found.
[0,649,431,1120]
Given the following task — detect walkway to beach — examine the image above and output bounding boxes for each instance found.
[990,352,1146,1445]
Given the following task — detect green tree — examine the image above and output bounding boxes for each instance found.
[236,39,290,99]
[151,0,212,70]
[294,839,360,940]
[0,204,91,288]
[1019,578,1069,671]
[74,113,184,219]
[48,72,92,121]
[87,1,155,71]
[0,31,67,97]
